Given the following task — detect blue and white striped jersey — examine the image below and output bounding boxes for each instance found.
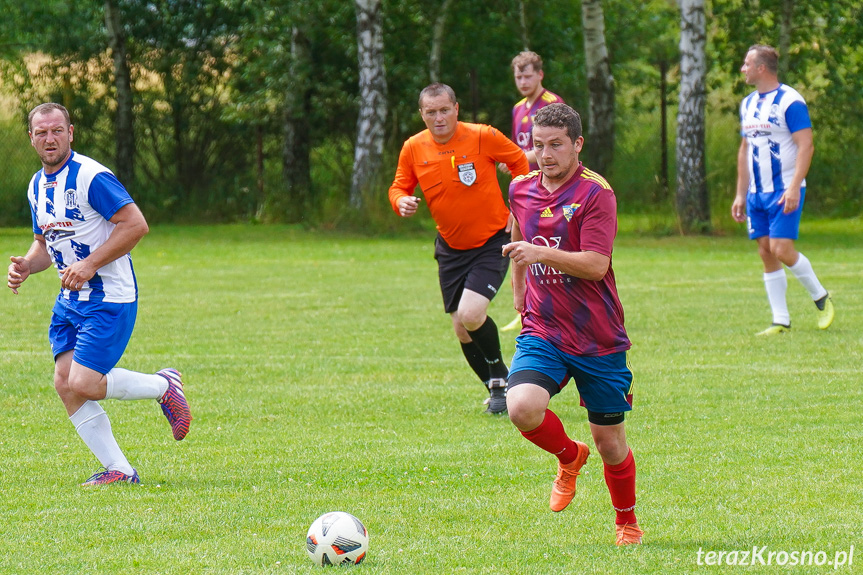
[28,151,137,303]
[740,83,812,195]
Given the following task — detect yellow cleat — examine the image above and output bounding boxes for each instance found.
[756,324,791,336]
[816,295,834,330]
[501,314,522,332]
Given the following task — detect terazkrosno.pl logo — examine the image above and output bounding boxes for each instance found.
[696,545,854,569]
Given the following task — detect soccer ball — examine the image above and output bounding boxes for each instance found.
[306,511,369,566]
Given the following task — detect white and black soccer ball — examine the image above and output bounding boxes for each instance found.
[306,511,369,566]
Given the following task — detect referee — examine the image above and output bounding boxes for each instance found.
[388,83,529,414]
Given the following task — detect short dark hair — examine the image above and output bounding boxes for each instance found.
[533,103,582,143]
[748,44,779,75]
[511,51,543,73]
[418,83,457,109]
[28,103,72,132]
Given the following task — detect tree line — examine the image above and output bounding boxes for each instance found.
[0,0,860,231]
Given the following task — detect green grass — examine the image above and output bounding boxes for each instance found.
[1,219,861,574]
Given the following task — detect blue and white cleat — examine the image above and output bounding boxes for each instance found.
[157,368,192,440]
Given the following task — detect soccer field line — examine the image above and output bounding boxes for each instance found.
[645,363,858,374]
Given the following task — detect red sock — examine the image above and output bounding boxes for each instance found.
[520,409,579,464]
[604,449,637,525]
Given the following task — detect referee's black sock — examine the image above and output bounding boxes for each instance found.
[467,316,509,380]
[460,341,491,383]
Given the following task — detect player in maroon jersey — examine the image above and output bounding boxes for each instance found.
[503,103,642,546]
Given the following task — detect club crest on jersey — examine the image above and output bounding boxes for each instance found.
[540,207,553,218]
[562,203,581,222]
[768,104,782,126]
[65,189,79,209]
[457,163,477,186]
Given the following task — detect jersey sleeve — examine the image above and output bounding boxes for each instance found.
[785,100,812,133]
[28,176,41,235]
[543,91,565,105]
[88,172,134,221]
[31,205,40,235]
[485,126,529,177]
[578,186,617,258]
[739,94,751,136]
[388,140,419,213]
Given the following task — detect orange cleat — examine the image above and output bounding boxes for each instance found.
[615,523,644,546]
[549,441,590,512]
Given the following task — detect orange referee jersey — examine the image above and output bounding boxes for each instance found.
[388,122,529,250]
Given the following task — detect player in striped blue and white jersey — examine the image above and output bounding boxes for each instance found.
[27,141,138,304]
[7,103,192,486]
[731,45,834,336]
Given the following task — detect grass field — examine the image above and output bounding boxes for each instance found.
[1,219,861,574]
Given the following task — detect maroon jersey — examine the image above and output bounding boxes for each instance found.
[512,89,565,170]
[508,163,630,356]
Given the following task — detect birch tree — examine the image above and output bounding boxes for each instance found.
[676,0,710,233]
[517,0,529,50]
[350,0,387,209]
[581,0,615,174]
[429,0,452,82]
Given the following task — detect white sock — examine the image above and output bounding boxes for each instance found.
[763,269,790,326]
[105,368,169,400]
[69,401,135,475]
[788,253,828,301]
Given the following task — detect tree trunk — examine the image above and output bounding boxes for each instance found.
[518,0,529,50]
[277,24,312,222]
[429,0,453,82]
[659,58,669,196]
[676,0,710,234]
[581,0,615,174]
[470,67,479,123]
[103,0,135,188]
[256,125,264,207]
[779,0,794,77]
[350,0,387,210]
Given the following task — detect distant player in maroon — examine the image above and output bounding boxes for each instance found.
[509,51,565,171]
[503,103,643,546]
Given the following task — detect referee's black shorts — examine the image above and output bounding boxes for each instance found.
[434,228,510,314]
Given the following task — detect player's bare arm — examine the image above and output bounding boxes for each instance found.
[60,203,149,291]
[509,219,527,312]
[7,235,52,295]
[778,127,814,214]
[505,212,515,234]
[503,240,610,282]
[732,138,749,222]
